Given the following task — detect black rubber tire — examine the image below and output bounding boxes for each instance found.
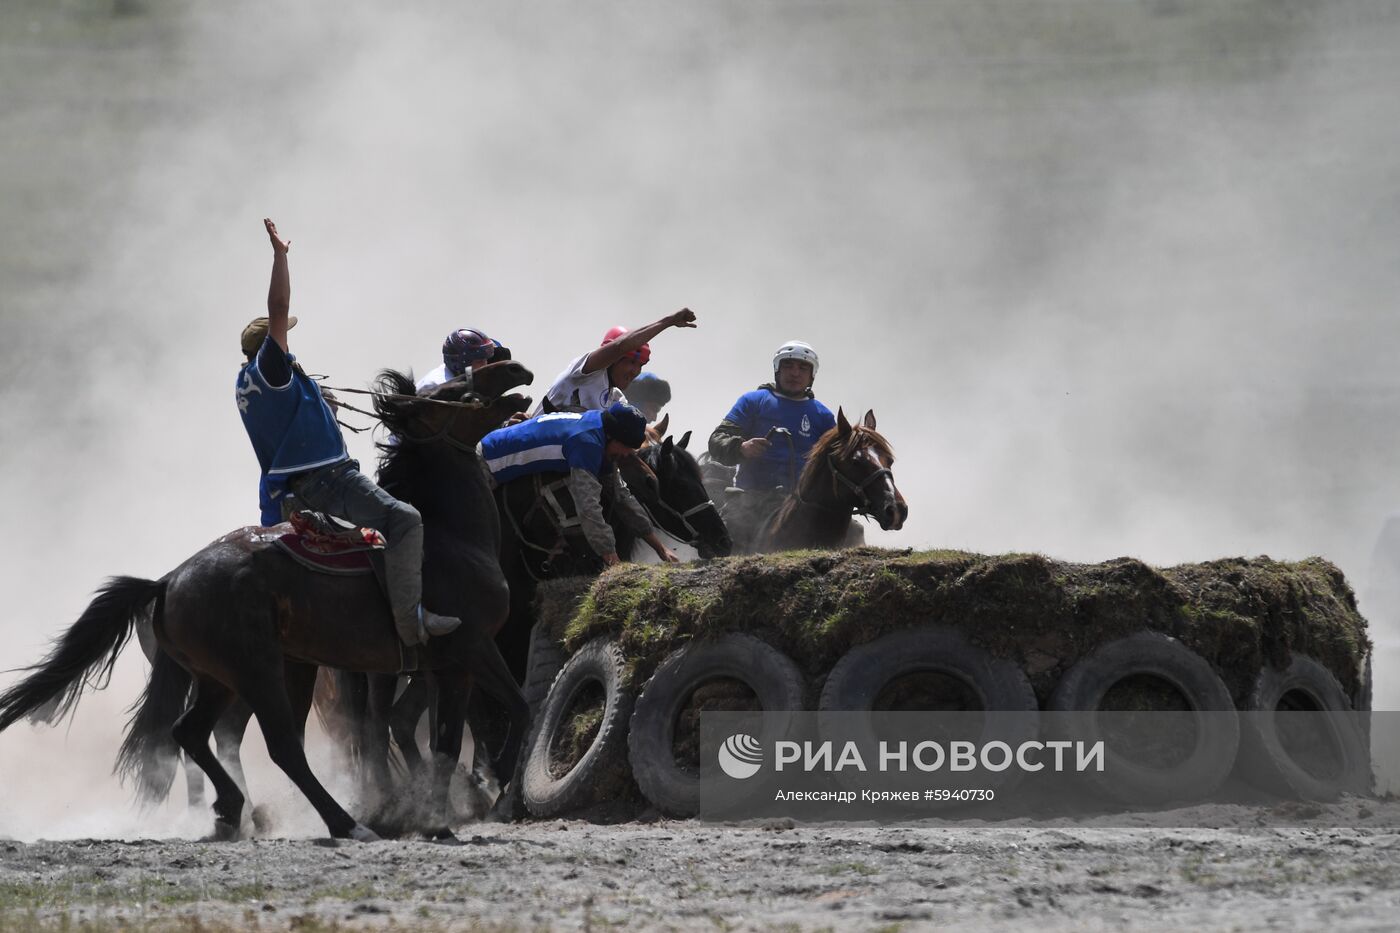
[522,623,568,717]
[818,627,1039,795]
[628,634,805,817]
[522,638,633,818]
[1238,654,1370,800]
[1049,631,1239,806]
[820,626,1038,713]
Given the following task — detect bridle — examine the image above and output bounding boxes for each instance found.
[636,447,722,547]
[798,441,894,518]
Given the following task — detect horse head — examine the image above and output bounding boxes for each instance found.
[374,364,534,450]
[632,428,733,558]
[802,407,907,532]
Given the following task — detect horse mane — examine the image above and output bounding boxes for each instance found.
[372,368,478,499]
[796,423,895,494]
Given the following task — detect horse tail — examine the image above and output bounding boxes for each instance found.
[115,644,191,804]
[0,575,165,733]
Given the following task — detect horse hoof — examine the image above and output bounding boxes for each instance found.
[207,819,240,842]
[430,828,461,845]
[250,804,274,836]
[348,823,381,843]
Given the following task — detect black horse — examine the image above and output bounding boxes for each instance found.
[0,364,533,841]
[615,417,732,563]
[352,419,734,811]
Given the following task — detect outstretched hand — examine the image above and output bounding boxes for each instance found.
[264,218,291,254]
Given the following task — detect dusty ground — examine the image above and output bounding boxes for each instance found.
[3,800,1399,931]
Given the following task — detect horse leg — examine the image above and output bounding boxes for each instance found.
[286,661,319,741]
[182,755,205,810]
[361,673,400,821]
[387,675,429,779]
[170,677,244,839]
[212,702,253,800]
[458,622,531,789]
[240,671,372,841]
[426,673,469,840]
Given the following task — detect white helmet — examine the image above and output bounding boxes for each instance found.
[773,340,819,377]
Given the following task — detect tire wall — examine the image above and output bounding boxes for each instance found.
[533,550,1370,708]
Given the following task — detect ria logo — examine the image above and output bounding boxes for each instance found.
[718,733,763,779]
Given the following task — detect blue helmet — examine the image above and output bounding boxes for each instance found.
[600,402,648,449]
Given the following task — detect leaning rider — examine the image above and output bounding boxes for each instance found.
[235,218,461,647]
[417,327,510,393]
[481,402,681,567]
[707,340,836,541]
[537,310,696,414]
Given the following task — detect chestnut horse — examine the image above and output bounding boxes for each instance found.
[756,408,907,551]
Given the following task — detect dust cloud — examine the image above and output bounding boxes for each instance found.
[4,0,1400,838]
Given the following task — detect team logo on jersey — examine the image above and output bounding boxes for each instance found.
[800,414,811,436]
[236,371,262,413]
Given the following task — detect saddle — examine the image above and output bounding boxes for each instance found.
[273,510,386,576]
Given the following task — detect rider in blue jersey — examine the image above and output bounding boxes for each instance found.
[708,340,835,490]
[236,218,460,647]
[706,341,836,549]
[481,403,680,566]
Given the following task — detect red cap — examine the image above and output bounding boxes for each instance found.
[600,325,650,365]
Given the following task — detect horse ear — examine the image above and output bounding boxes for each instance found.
[837,407,852,435]
[654,413,670,438]
[541,396,557,414]
[678,430,691,450]
[661,435,674,456]
[862,409,876,430]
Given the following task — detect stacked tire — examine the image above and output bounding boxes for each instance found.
[519,625,1370,819]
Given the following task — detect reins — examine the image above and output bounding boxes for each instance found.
[311,377,489,446]
[635,446,720,546]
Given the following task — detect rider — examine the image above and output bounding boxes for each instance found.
[417,328,510,393]
[624,372,672,423]
[537,310,696,414]
[236,218,461,648]
[707,340,836,538]
[481,402,680,566]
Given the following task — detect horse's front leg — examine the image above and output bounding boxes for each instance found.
[427,672,469,841]
[362,673,399,817]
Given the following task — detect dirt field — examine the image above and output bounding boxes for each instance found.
[3,800,1398,931]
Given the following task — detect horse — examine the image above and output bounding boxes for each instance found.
[747,408,907,552]
[0,362,534,841]
[359,416,734,811]
[615,414,732,562]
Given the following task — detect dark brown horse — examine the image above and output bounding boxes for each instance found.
[757,408,907,552]
[0,362,533,841]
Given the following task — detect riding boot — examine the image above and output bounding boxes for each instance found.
[421,607,463,639]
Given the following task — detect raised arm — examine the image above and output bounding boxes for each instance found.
[264,218,292,352]
[580,308,697,375]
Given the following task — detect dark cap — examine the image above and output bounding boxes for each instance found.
[600,402,648,449]
[241,315,297,357]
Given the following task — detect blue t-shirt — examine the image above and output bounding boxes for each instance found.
[237,337,347,501]
[481,410,609,483]
[722,388,836,490]
[258,474,284,527]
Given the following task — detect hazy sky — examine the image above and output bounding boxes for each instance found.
[4,0,1400,836]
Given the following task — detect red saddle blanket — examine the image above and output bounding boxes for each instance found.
[272,511,385,575]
